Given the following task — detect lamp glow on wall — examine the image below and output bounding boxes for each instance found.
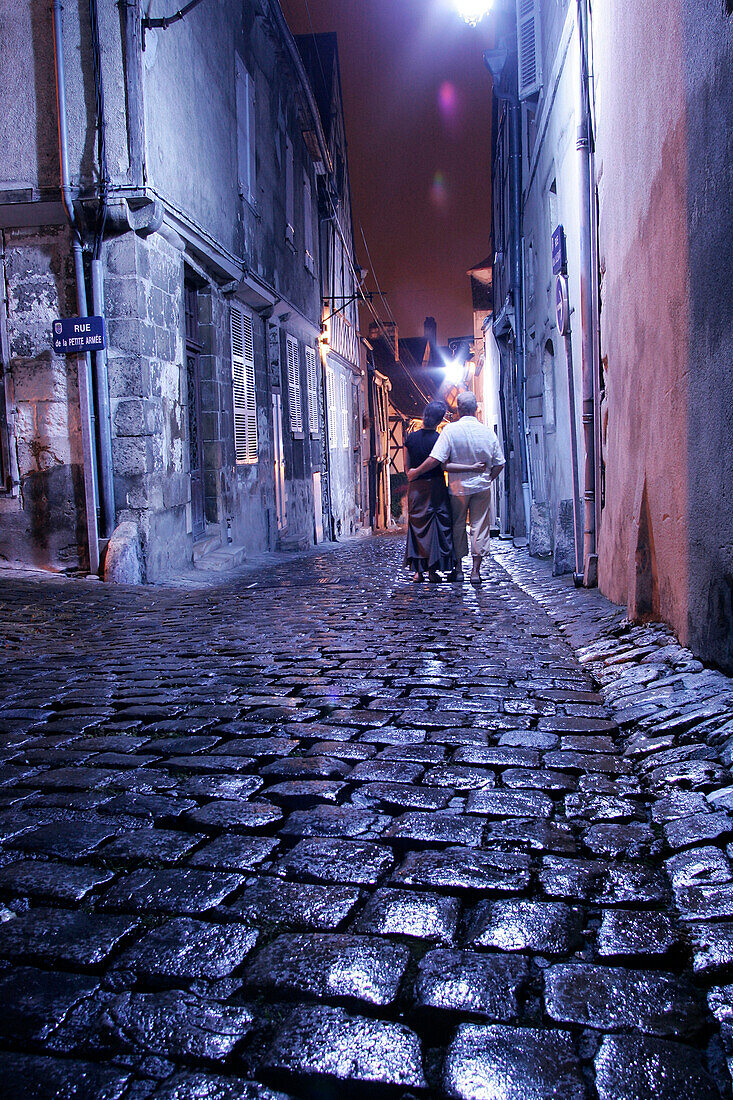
[453,0,494,25]
[444,356,467,385]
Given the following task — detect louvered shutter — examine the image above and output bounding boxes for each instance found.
[340,375,349,448]
[231,305,258,464]
[306,346,319,435]
[517,0,542,101]
[287,335,303,433]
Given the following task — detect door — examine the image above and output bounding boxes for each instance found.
[185,284,205,540]
[272,392,287,531]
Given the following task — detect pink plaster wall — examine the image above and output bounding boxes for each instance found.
[594,0,690,641]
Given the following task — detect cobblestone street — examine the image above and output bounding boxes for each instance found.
[0,534,732,1099]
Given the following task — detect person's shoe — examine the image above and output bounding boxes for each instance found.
[470,571,482,587]
[412,571,424,583]
[448,569,464,582]
[428,569,441,583]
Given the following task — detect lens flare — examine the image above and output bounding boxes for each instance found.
[439,80,458,116]
[430,170,448,209]
[453,0,493,25]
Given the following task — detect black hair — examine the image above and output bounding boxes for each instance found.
[423,401,446,430]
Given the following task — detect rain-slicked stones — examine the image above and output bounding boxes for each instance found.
[597,910,679,958]
[151,1074,293,1099]
[466,900,581,955]
[7,820,119,859]
[261,756,350,780]
[675,882,733,920]
[263,1004,426,1090]
[416,950,528,1019]
[113,918,258,979]
[690,922,733,974]
[2,1053,130,1100]
[594,1035,721,1100]
[243,933,410,1006]
[185,800,283,832]
[452,746,540,768]
[349,760,424,784]
[665,845,733,889]
[280,805,378,837]
[663,812,733,851]
[423,766,495,790]
[564,793,639,821]
[188,835,279,871]
[583,822,660,859]
[391,847,531,894]
[544,963,703,1036]
[0,967,98,1042]
[443,1023,585,1100]
[88,990,254,1060]
[100,868,243,914]
[277,838,393,885]
[263,780,346,808]
[466,790,554,818]
[384,811,485,848]
[484,821,576,854]
[100,827,201,864]
[0,860,115,903]
[0,909,137,968]
[353,887,460,943]
[230,878,361,930]
[350,781,453,811]
[502,768,575,791]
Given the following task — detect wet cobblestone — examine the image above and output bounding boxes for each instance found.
[0,534,731,1096]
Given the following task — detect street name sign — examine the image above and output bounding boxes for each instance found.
[52,316,105,354]
[552,225,567,276]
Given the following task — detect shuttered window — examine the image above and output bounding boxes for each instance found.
[340,374,349,448]
[286,334,303,434]
[230,305,258,464]
[236,58,256,205]
[517,0,542,101]
[306,346,319,435]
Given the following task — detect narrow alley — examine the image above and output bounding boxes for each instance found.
[0,535,731,1098]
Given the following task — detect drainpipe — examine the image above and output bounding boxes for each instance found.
[508,100,532,540]
[52,0,100,575]
[91,261,115,537]
[576,0,598,586]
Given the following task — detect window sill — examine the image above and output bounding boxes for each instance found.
[291,430,305,440]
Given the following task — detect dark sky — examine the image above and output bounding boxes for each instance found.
[282,0,493,344]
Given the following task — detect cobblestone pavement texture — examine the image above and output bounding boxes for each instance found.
[0,533,733,1098]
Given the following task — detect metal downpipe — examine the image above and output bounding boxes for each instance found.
[509,101,531,539]
[52,0,100,575]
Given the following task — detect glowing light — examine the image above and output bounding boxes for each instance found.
[444,358,466,384]
[453,0,493,25]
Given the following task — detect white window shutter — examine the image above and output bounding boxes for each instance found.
[340,375,349,448]
[517,0,542,101]
[306,346,319,434]
[287,335,303,433]
[236,59,256,203]
[231,305,258,464]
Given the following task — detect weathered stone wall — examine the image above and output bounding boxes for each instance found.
[0,225,87,571]
[105,230,188,582]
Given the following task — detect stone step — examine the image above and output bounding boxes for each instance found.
[192,533,222,561]
[193,542,247,572]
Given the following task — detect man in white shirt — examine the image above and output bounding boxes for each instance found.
[407,391,504,586]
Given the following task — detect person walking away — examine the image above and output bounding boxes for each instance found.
[406,391,504,586]
[404,402,456,582]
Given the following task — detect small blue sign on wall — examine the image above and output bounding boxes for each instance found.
[52,316,105,354]
[552,225,567,276]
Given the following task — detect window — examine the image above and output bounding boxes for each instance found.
[236,58,256,207]
[285,138,295,246]
[230,305,258,464]
[303,172,316,275]
[340,374,349,448]
[326,364,339,447]
[306,345,319,435]
[286,334,303,434]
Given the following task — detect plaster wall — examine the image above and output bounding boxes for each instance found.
[593,0,691,638]
[522,6,583,543]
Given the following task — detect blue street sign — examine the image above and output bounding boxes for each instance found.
[52,316,106,354]
[552,225,567,276]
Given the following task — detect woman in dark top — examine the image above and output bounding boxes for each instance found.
[404,402,456,582]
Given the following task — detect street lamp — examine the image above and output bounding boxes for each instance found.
[452,1,494,25]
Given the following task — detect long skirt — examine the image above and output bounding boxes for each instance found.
[405,476,456,572]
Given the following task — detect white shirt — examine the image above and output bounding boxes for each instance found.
[430,415,505,495]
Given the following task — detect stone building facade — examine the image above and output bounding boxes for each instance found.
[489,0,733,669]
[0,0,360,580]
